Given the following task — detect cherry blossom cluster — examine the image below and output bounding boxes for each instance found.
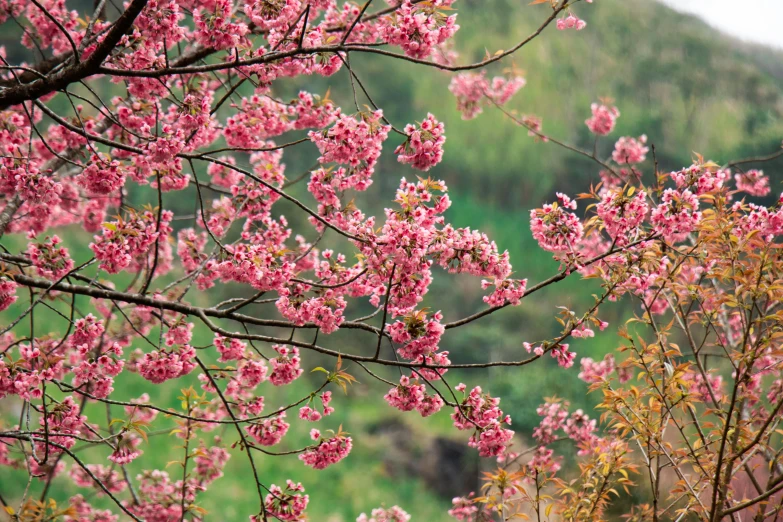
[596,187,649,245]
[735,168,771,197]
[578,354,632,384]
[224,91,339,149]
[448,71,526,120]
[90,209,173,275]
[612,135,648,164]
[298,432,353,469]
[325,2,382,44]
[214,334,247,362]
[299,391,335,421]
[448,495,479,521]
[379,0,459,59]
[682,370,724,402]
[452,384,514,457]
[650,188,701,241]
[585,102,620,136]
[671,162,731,195]
[481,277,527,307]
[136,344,197,384]
[384,375,445,417]
[0,278,18,312]
[269,345,304,386]
[357,505,412,522]
[556,13,587,31]
[309,110,391,190]
[528,398,600,473]
[524,340,576,368]
[387,310,445,359]
[395,113,446,171]
[77,154,127,195]
[529,192,584,254]
[73,347,125,400]
[244,0,303,32]
[194,0,249,50]
[27,235,74,280]
[247,414,291,446]
[260,480,309,522]
[276,286,347,334]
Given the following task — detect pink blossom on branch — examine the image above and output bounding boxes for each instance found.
[671,163,731,195]
[395,113,446,171]
[247,414,290,446]
[269,345,304,386]
[27,235,74,280]
[452,385,514,457]
[309,110,390,190]
[585,102,620,136]
[650,188,701,242]
[378,0,459,59]
[735,169,771,197]
[0,278,17,312]
[529,193,584,254]
[357,505,412,522]
[448,495,479,520]
[612,135,648,164]
[556,13,586,31]
[448,71,526,120]
[299,432,353,469]
[596,187,649,245]
[259,480,309,522]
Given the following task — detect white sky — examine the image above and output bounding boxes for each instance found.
[658,0,783,50]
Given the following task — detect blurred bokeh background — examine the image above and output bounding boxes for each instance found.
[2,0,783,519]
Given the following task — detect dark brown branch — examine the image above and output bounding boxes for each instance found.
[93,1,566,79]
[0,0,149,109]
[444,234,658,329]
[7,270,382,335]
[727,148,783,168]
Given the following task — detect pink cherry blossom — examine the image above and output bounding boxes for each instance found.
[395,113,446,171]
[530,193,584,254]
[612,135,648,164]
[735,169,771,197]
[379,1,459,59]
[299,433,353,469]
[585,102,620,136]
[269,345,304,386]
[357,505,411,522]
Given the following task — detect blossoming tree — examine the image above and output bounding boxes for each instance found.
[0,0,782,520]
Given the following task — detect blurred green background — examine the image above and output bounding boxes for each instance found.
[2,0,783,519]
